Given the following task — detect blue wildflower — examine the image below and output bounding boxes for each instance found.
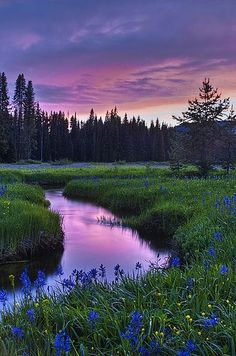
[121,311,143,350]
[0,184,7,196]
[55,264,64,276]
[204,259,210,271]
[88,268,98,279]
[214,232,222,241]
[20,269,31,296]
[54,330,70,356]
[220,265,228,275]
[34,270,46,289]
[11,326,24,339]
[99,264,106,278]
[80,272,92,287]
[0,289,8,306]
[26,308,35,323]
[177,351,190,356]
[186,339,196,352]
[62,277,75,290]
[139,346,150,355]
[208,247,216,257]
[203,313,219,328]
[88,310,99,329]
[171,256,180,267]
[114,264,124,281]
[214,200,220,209]
[186,277,193,289]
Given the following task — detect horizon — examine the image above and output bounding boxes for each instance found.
[0,0,236,124]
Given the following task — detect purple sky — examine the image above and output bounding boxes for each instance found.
[0,0,236,123]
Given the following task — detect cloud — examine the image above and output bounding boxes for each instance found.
[0,0,236,120]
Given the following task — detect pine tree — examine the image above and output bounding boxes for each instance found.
[23,80,36,159]
[173,78,231,175]
[0,72,10,161]
[13,74,26,160]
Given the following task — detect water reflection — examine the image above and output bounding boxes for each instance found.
[0,189,170,295]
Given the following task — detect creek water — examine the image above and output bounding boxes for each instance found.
[0,189,171,299]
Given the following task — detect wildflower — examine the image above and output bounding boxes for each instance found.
[139,340,161,355]
[26,308,35,323]
[88,268,98,279]
[214,200,220,209]
[204,260,210,271]
[0,184,7,196]
[20,269,31,296]
[208,248,216,257]
[62,277,75,290]
[136,262,142,270]
[177,350,190,356]
[121,311,143,350]
[34,270,46,289]
[220,265,228,275]
[186,339,196,352]
[88,310,99,329]
[203,313,219,328]
[186,277,193,289]
[55,264,64,276]
[171,256,180,268]
[80,272,92,287]
[11,326,24,339]
[114,264,124,281]
[0,289,7,306]
[99,264,106,278]
[214,232,222,241]
[54,330,70,356]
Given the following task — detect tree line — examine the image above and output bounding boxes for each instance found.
[0,72,172,163]
[1,73,236,172]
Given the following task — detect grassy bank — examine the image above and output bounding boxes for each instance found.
[63,175,236,257]
[0,167,235,354]
[0,182,62,263]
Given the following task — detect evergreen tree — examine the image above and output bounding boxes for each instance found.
[13,73,26,160]
[0,72,10,161]
[23,80,36,159]
[173,78,231,175]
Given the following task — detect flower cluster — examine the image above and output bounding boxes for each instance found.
[121,311,143,350]
[88,310,99,329]
[54,330,70,356]
[203,313,220,328]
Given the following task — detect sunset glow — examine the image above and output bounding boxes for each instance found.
[0,0,235,122]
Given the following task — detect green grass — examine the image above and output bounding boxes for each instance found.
[0,167,235,355]
[0,183,62,262]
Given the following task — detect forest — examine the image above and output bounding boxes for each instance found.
[0,72,172,163]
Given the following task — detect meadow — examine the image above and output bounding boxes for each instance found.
[0,166,235,355]
[0,182,62,264]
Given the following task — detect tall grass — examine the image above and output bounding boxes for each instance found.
[0,183,62,262]
[0,168,235,354]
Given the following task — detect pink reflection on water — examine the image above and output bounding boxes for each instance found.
[46,190,170,281]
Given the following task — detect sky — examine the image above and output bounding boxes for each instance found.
[0,0,236,124]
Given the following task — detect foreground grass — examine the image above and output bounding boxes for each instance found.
[0,182,62,263]
[0,167,235,355]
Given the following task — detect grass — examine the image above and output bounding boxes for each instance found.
[0,167,235,354]
[0,182,62,263]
